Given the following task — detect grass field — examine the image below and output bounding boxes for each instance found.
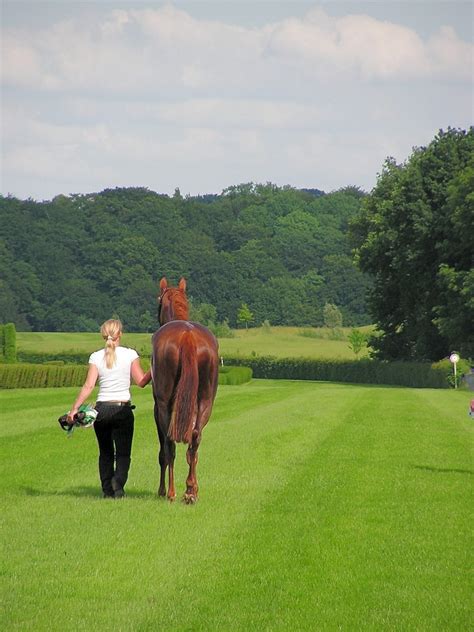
[16,326,372,360]
[2,381,472,631]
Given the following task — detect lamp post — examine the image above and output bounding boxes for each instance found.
[449,353,460,389]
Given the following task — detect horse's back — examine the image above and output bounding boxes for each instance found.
[152,320,218,359]
[152,320,219,399]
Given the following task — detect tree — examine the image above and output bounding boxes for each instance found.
[323,303,343,328]
[347,328,367,358]
[237,303,254,329]
[432,165,474,358]
[3,322,17,363]
[189,301,217,326]
[351,128,474,361]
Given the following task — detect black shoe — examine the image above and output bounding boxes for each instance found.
[111,477,125,499]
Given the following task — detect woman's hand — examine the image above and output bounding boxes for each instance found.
[67,408,79,424]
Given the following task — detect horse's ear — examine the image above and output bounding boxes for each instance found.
[178,277,187,292]
[159,277,168,292]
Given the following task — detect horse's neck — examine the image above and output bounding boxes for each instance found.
[171,307,189,320]
[165,302,189,322]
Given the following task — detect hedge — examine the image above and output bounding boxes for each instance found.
[221,356,450,389]
[218,366,253,385]
[0,363,252,389]
[0,364,88,389]
[2,356,458,389]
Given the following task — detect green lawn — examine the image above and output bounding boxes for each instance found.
[1,381,472,630]
[16,326,372,359]
[219,326,372,359]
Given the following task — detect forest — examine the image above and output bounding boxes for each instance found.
[2,128,472,362]
[0,183,371,332]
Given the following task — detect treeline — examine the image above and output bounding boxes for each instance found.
[0,183,371,332]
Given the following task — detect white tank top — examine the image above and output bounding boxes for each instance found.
[89,346,139,402]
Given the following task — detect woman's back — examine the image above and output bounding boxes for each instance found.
[89,346,138,402]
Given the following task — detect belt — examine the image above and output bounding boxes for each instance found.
[97,401,132,407]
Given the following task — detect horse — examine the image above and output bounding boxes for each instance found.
[151,277,219,503]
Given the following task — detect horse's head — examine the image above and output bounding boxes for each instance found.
[158,277,190,324]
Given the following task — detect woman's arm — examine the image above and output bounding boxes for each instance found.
[131,358,152,388]
[67,364,99,423]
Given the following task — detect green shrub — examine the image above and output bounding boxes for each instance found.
[212,319,235,338]
[218,366,252,385]
[3,323,17,363]
[221,356,449,389]
[348,328,369,358]
[0,364,88,389]
[431,357,471,388]
[0,324,4,360]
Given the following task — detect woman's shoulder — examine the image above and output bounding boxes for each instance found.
[117,346,139,359]
[89,348,105,363]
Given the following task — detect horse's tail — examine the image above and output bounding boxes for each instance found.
[168,331,198,444]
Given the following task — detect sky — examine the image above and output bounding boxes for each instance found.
[1,0,473,201]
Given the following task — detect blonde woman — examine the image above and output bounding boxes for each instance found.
[68,319,151,498]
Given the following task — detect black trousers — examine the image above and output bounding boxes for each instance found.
[93,403,134,496]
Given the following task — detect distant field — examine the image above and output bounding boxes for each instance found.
[16,331,154,354]
[16,326,373,360]
[1,381,471,630]
[218,326,372,359]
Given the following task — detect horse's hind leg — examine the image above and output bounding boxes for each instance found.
[155,402,176,500]
[158,433,176,500]
[157,427,167,497]
[184,430,201,504]
[166,437,176,501]
[184,397,214,504]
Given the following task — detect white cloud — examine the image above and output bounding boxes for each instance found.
[266,7,472,80]
[1,4,472,200]
[2,5,471,95]
[428,25,474,79]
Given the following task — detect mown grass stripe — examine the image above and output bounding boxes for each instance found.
[135,387,471,631]
[1,383,472,631]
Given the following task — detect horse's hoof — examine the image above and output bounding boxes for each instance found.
[183,493,197,505]
[168,495,176,502]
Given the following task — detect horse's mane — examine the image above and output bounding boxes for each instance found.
[169,289,189,320]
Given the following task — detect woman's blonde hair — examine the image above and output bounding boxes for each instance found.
[100,319,122,369]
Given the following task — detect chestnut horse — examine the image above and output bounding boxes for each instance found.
[151,277,219,503]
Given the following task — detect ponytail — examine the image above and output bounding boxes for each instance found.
[100,319,122,369]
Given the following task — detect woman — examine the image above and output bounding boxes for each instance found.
[68,319,151,499]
